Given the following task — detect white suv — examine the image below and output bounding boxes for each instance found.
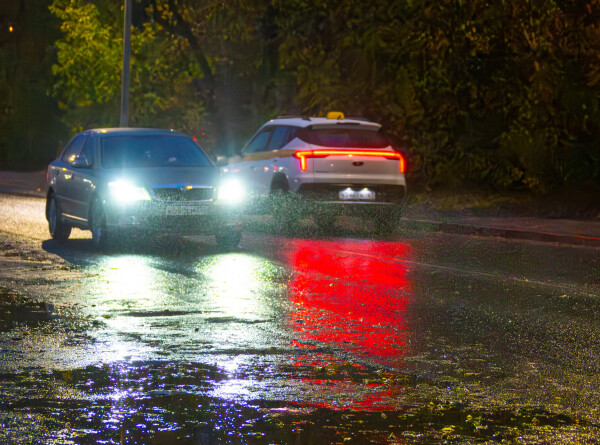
[222,112,407,231]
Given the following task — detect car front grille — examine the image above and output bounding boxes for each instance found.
[152,186,215,202]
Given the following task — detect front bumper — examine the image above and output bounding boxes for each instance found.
[103,201,242,236]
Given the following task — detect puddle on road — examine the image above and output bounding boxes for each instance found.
[1,360,598,444]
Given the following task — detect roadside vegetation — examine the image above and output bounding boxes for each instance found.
[1,0,599,198]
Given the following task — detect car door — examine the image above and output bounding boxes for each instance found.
[52,133,88,218]
[258,126,298,189]
[69,133,96,221]
[230,127,274,194]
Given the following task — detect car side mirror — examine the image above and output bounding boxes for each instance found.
[228,154,243,164]
[215,155,228,167]
[71,155,91,168]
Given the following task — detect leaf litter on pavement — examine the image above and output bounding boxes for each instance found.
[0,234,599,443]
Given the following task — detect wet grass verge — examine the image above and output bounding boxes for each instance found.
[242,197,431,241]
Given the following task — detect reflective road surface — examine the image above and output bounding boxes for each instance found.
[1,193,600,443]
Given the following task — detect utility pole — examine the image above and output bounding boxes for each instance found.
[120,0,132,127]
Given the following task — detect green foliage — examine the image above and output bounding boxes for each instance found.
[24,0,600,190]
[49,0,204,137]
[49,0,121,132]
[274,0,600,192]
[129,21,205,133]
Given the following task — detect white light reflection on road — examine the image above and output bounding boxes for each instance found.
[79,250,287,400]
[197,253,266,318]
[82,254,169,363]
[98,255,158,309]
[196,252,289,401]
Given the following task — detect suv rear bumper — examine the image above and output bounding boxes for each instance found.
[297,183,406,204]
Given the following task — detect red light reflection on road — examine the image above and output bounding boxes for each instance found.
[280,238,413,411]
[283,238,412,365]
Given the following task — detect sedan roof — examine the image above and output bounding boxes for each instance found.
[89,128,186,137]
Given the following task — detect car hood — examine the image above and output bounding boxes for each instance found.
[103,166,220,189]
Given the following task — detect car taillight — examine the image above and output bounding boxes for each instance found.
[294,149,406,173]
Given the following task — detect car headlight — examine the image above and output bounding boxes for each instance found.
[108,180,151,203]
[217,179,245,203]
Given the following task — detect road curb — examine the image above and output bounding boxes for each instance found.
[0,186,46,199]
[405,218,600,248]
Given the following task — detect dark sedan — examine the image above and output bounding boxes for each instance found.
[46,128,244,250]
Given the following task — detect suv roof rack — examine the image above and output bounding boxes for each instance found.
[344,116,372,122]
[274,115,312,121]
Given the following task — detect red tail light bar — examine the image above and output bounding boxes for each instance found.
[294,149,406,173]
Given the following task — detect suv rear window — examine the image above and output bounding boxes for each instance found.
[101,135,212,168]
[298,126,390,148]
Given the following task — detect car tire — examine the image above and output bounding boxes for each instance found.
[48,194,71,242]
[266,179,289,213]
[215,229,242,251]
[90,197,111,251]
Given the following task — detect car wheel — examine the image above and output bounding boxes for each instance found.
[266,179,289,213]
[48,194,71,242]
[215,229,242,251]
[90,198,110,251]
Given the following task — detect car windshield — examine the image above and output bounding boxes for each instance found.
[298,126,390,148]
[101,135,212,168]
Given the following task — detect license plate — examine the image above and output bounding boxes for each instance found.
[164,205,210,216]
[339,188,376,201]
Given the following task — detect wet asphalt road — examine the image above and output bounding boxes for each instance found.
[1,193,600,443]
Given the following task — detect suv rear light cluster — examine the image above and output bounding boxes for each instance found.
[294,149,406,173]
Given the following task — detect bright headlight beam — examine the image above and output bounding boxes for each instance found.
[218,179,245,203]
[108,180,151,202]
